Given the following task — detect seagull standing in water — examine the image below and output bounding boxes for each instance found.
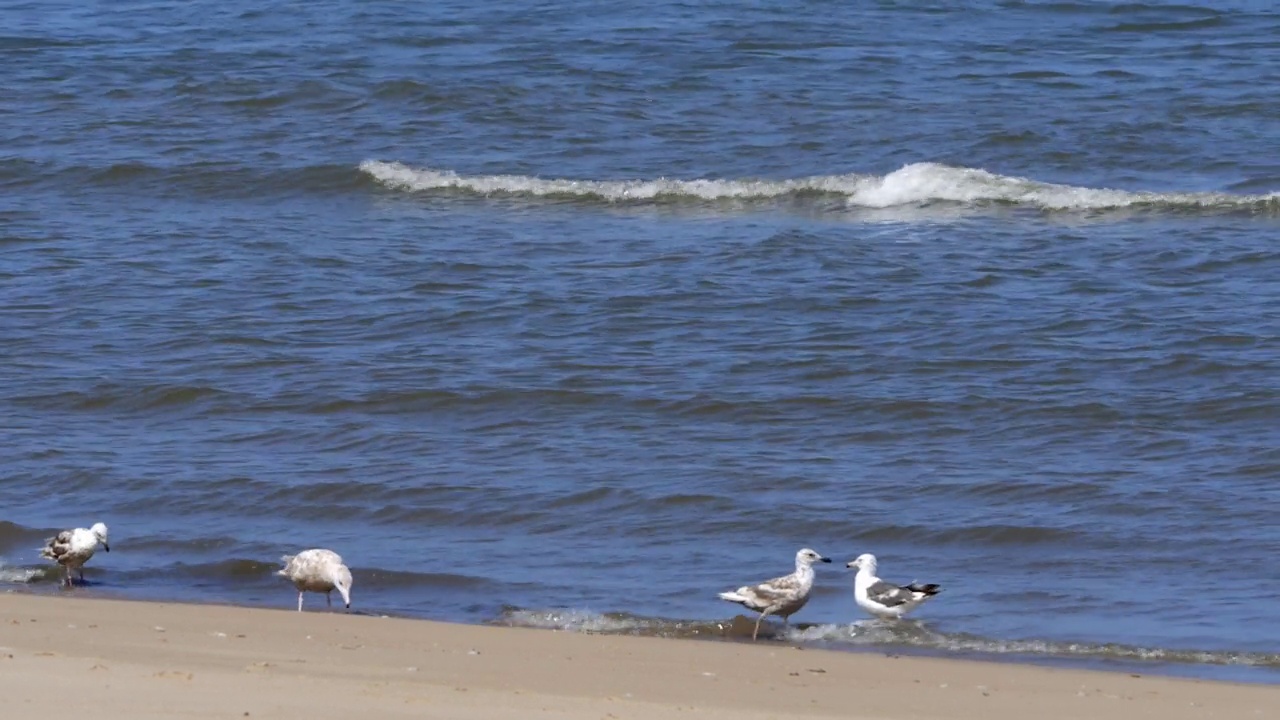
[40,522,110,587]
[847,553,940,620]
[718,548,831,640]
[277,549,353,612]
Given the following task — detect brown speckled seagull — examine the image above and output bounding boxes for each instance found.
[277,548,353,612]
[718,547,831,640]
[40,522,110,587]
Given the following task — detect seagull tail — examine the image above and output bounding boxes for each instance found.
[277,555,295,575]
[905,582,941,596]
[718,590,749,603]
[38,536,62,560]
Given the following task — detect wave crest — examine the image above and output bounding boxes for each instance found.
[360,160,1280,213]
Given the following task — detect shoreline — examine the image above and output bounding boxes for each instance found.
[6,581,1278,687]
[2,592,1275,719]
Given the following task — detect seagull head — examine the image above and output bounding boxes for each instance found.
[90,522,110,552]
[796,548,832,567]
[846,553,876,573]
[332,566,354,609]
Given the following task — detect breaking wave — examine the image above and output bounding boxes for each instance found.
[360,160,1280,213]
[0,563,47,584]
[495,608,1280,670]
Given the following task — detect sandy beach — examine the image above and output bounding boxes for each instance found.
[1,593,1272,719]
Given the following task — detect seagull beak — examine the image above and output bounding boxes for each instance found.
[845,561,856,569]
[103,543,110,552]
[820,556,832,563]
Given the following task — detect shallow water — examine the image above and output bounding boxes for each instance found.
[3,0,1279,683]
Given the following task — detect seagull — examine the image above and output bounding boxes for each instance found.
[718,547,831,640]
[846,553,940,620]
[40,522,110,587]
[277,549,353,612]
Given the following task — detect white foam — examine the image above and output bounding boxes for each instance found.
[789,622,1279,667]
[360,160,857,201]
[360,159,1280,212]
[0,564,42,584]
[498,608,653,634]
[846,163,1136,210]
[493,609,1279,667]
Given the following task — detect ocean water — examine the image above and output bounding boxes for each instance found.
[3,0,1280,683]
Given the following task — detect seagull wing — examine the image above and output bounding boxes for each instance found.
[865,579,922,608]
[747,572,803,604]
[40,531,74,562]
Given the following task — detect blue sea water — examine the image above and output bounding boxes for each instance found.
[3,0,1279,682]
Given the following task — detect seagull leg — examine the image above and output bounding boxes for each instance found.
[297,591,304,612]
[78,568,85,584]
[326,591,332,608]
[65,565,74,588]
[752,609,774,641]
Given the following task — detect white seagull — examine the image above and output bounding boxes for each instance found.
[40,522,110,587]
[847,553,940,620]
[718,547,831,640]
[277,549,353,612]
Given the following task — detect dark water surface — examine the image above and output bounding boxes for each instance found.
[3,0,1279,683]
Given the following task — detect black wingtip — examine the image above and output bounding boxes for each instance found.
[907,582,942,595]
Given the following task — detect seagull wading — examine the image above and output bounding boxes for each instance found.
[719,548,831,640]
[847,553,941,620]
